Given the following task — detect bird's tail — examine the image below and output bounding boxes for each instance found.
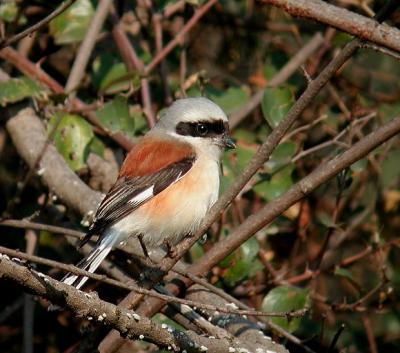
[61,234,115,290]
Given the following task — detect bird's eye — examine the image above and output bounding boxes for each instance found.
[196,123,208,136]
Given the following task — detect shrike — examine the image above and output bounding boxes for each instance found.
[62,97,235,289]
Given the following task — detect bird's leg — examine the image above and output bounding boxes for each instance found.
[163,239,177,258]
[138,234,150,259]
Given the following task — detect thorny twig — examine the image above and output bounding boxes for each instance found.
[0,0,77,49]
[0,245,307,319]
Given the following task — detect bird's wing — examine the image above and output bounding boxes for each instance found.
[80,155,195,247]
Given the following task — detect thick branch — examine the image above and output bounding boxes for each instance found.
[259,0,400,53]
[154,38,362,278]
[188,116,400,276]
[6,108,102,217]
[0,256,247,353]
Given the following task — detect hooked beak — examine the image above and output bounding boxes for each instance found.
[222,134,236,149]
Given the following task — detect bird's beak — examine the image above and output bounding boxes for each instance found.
[222,134,236,149]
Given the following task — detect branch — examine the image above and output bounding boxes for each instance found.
[259,0,400,53]
[0,48,135,150]
[0,256,250,353]
[0,246,302,319]
[144,0,218,76]
[4,112,286,352]
[65,0,114,93]
[229,32,324,128]
[0,219,83,240]
[154,37,363,280]
[6,108,102,217]
[188,116,400,276]
[101,33,364,330]
[109,7,156,127]
[133,114,400,333]
[0,0,78,49]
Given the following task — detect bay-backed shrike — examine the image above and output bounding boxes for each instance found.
[62,97,235,289]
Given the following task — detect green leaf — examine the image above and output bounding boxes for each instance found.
[350,157,367,173]
[209,86,250,115]
[49,113,94,171]
[0,1,18,22]
[254,165,294,201]
[332,32,352,47]
[190,242,204,262]
[381,149,400,189]
[334,267,355,281]
[0,77,47,106]
[241,236,259,259]
[92,54,140,95]
[232,128,257,144]
[263,65,278,81]
[222,237,260,287]
[235,145,254,172]
[49,0,94,44]
[380,103,400,123]
[266,141,296,172]
[187,86,250,115]
[185,0,206,5]
[87,136,105,157]
[96,96,136,137]
[261,86,294,127]
[262,285,309,332]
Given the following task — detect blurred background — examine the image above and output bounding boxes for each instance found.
[0,0,400,352]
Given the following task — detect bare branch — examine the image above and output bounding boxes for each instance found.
[0,246,304,319]
[155,37,363,281]
[188,116,400,276]
[0,0,78,49]
[65,0,114,93]
[0,48,135,150]
[229,32,324,128]
[144,0,218,76]
[0,256,250,353]
[6,108,102,217]
[259,0,400,53]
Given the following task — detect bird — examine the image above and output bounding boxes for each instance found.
[62,97,235,289]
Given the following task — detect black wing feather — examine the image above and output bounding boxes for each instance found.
[79,156,195,247]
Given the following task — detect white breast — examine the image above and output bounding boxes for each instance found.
[109,156,220,248]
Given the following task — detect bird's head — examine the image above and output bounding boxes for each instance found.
[153,97,235,158]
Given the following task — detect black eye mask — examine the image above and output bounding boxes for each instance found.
[176,120,229,138]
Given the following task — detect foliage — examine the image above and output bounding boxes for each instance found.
[0,0,400,353]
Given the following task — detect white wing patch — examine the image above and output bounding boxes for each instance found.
[128,185,154,205]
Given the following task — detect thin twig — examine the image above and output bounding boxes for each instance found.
[362,315,378,353]
[153,12,173,104]
[0,246,306,319]
[0,219,84,240]
[4,110,64,216]
[22,230,37,353]
[109,7,156,128]
[65,0,114,93]
[0,48,135,150]
[360,42,400,61]
[291,113,376,163]
[144,0,218,75]
[229,32,324,128]
[0,0,77,49]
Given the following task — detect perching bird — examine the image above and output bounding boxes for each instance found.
[62,97,235,289]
